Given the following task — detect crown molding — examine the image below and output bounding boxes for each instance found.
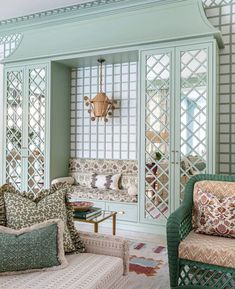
[0,0,188,32]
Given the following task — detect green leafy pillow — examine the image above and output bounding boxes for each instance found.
[3,184,85,253]
[0,219,68,275]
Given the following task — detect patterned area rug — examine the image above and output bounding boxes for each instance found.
[128,241,170,289]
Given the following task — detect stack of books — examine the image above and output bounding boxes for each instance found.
[73,207,102,220]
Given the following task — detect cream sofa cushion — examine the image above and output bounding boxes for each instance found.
[0,253,125,289]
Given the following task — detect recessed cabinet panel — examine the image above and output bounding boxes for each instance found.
[5,70,23,190]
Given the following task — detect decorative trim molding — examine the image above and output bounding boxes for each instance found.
[0,33,23,60]
[0,0,187,28]
[0,0,126,26]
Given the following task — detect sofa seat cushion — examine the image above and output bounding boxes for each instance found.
[0,253,124,289]
[179,231,235,268]
[68,185,137,203]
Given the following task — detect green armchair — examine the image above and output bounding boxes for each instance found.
[167,174,235,289]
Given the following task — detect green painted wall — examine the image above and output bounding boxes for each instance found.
[50,62,71,181]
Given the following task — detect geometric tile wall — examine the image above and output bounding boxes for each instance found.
[70,61,138,160]
[204,0,235,174]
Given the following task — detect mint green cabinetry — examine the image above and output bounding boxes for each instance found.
[0,0,223,233]
[3,62,70,192]
[139,39,218,229]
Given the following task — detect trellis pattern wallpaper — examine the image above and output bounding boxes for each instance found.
[204,0,235,174]
[70,0,235,170]
[70,62,138,160]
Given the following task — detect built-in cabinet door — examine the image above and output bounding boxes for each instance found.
[174,44,213,207]
[4,65,48,193]
[26,66,47,193]
[5,68,24,190]
[140,48,175,225]
[140,42,215,225]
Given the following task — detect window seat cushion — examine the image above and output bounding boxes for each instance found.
[67,185,138,203]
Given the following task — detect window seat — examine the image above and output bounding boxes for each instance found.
[67,185,138,203]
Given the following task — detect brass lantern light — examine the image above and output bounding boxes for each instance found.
[84,58,116,122]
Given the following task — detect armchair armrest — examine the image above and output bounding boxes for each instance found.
[167,204,192,288]
[79,231,129,276]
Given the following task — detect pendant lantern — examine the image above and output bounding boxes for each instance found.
[84,58,116,122]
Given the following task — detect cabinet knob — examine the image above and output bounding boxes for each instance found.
[118,211,125,215]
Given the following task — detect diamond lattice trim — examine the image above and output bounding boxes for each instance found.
[5,70,23,190]
[0,34,22,60]
[145,54,170,220]
[180,49,207,202]
[27,68,46,193]
[203,0,233,7]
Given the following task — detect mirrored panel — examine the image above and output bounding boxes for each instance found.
[5,70,23,190]
[27,68,46,193]
[145,53,170,221]
[180,49,207,201]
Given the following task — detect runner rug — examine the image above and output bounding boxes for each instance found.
[128,241,170,289]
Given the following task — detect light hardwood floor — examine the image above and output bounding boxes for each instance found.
[76,222,167,246]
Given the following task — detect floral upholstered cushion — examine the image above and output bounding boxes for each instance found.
[67,185,137,203]
[89,173,121,190]
[69,158,138,190]
[179,231,235,268]
[193,187,235,238]
[3,185,86,253]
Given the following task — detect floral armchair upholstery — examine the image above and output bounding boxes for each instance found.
[167,174,235,289]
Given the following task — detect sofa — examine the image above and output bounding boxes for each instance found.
[0,231,129,289]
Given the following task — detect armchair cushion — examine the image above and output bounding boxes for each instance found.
[179,231,235,268]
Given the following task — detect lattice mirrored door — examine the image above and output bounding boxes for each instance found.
[5,69,23,190]
[143,50,173,222]
[27,67,47,193]
[178,48,208,203]
[4,65,47,193]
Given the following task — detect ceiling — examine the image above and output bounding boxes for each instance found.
[0,0,91,21]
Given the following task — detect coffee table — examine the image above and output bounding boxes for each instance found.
[74,210,117,235]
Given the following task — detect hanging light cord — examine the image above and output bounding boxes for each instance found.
[99,59,103,93]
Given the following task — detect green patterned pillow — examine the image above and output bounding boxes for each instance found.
[0,219,68,275]
[3,185,85,253]
[0,184,16,226]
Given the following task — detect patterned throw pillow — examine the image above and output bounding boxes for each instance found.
[193,187,235,238]
[0,219,68,275]
[3,184,85,253]
[89,173,121,190]
[0,184,16,226]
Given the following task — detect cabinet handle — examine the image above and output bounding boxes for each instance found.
[171,150,175,164]
[175,150,180,165]
[118,211,125,215]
